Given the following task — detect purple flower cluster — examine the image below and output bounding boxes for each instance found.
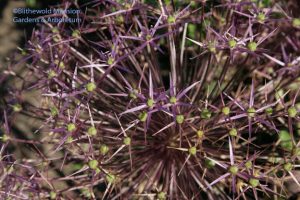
[1,0,300,199]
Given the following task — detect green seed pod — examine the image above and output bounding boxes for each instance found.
[247,42,257,51]
[21,49,27,56]
[292,147,300,156]
[205,158,215,169]
[129,89,138,99]
[190,0,196,7]
[157,191,166,200]
[95,167,101,174]
[72,29,80,38]
[145,34,152,41]
[66,136,73,143]
[54,59,65,69]
[72,163,83,171]
[106,173,116,183]
[229,128,238,137]
[88,159,98,170]
[51,27,59,33]
[228,40,237,48]
[201,108,212,119]
[81,188,92,198]
[284,162,293,172]
[86,82,96,92]
[53,35,60,42]
[26,0,37,7]
[165,0,171,5]
[124,3,131,9]
[116,15,124,24]
[50,191,57,199]
[256,13,266,22]
[188,146,197,155]
[138,111,148,122]
[1,134,9,142]
[247,107,256,117]
[292,18,300,27]
[169,96,177,104]
[167,15,176,23]
[279,130,293,151]
[50,106,59,116]
[107,57,115,65]
[176,115,184,124]
[48,70,57,79]
[275,89,284,100]
[245,161,252,169]
[268,156,281,164]
[123,137,131,145]
[249,178,259,187]
[147,98,154,107]
[129,92,137,99]
[197,130,204,138]
[229,165,239,175]
[100,144,109,155]
[67,123,76,132]
[207,43,216,53]
[88,126,97,136]
[288,106,297,118]
[222,106,230,115]
[12,104,22,112]
[265,107,273,115]
[187,24,196,40]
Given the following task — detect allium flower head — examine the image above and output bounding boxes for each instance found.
[2,0,300,199]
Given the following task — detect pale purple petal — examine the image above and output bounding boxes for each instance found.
[229,137,234,165]
[119,104,147,115]
[208,173,230,188]
[177,81,200,100]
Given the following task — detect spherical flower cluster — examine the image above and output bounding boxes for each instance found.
[1,0,300,199]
